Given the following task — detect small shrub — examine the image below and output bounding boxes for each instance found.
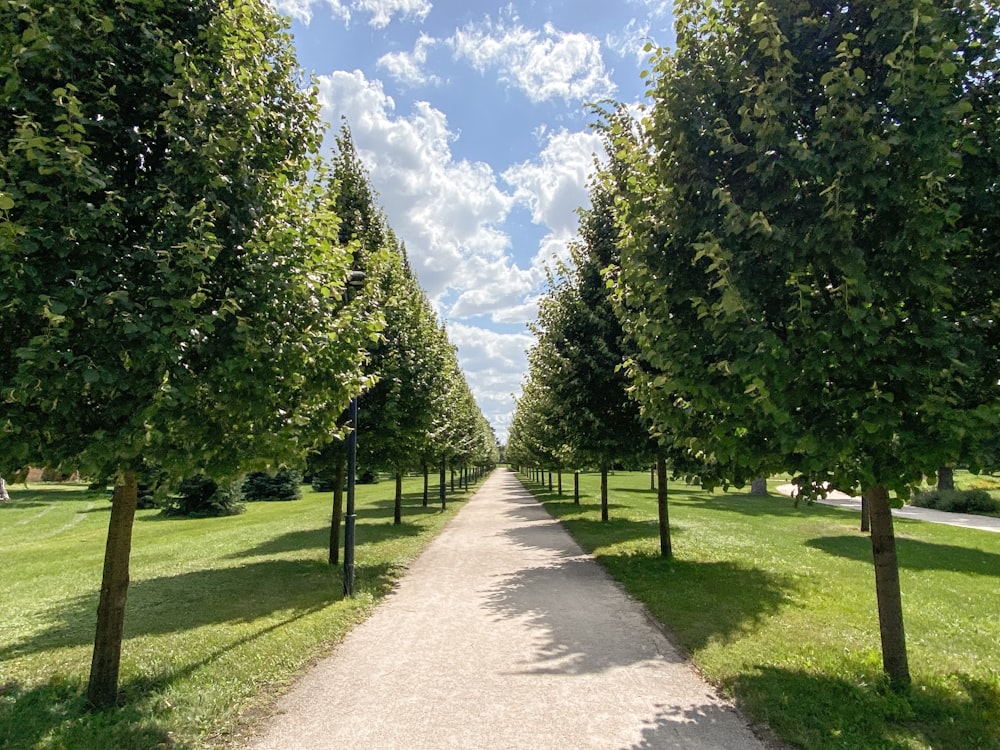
[241,469,302,501]
[164,475,244,517]
[311,477,337,493]
[911,489,998,514]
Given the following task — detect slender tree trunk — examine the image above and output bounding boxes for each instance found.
[657,454,672,557]
[750,477,768,495]
[861,493,871,533]
[422,460,429,508]
[440,457,447,509]
[548,470,553,492]
[450,468,455,493]
[650,464,655,491]
[87,469,138,708]
[937,465,955,491]
[600,465,609,523]
[557,470,562,496]
[866,485,910,688]
[329,459,346,565]
[574,471,580,505]
[394,471,403,525]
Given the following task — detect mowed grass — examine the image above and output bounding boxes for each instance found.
[0,475,480,750]
[518,470,1000,750]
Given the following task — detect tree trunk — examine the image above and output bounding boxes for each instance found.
[600,465,609,523]
[87,469,139,708]
[866,485,910,689]
[650,464,655,491]
[450,468,455,493]
[657,454,672,558]
[394,471,403,525]
[548,470,553,492]
[422,460,429,508]
[440,457,447,509]
[328,458,346,565]
[861,493,871,533]
[557,470,562,496]
[937,465,955,491]
[750,477,768,495]
[574,471,580,505]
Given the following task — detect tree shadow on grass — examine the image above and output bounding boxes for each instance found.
[0,676,188,750]
[723,665,1000,750]
[0,600,339,750]
[0,558,384,661]
[806,535,1000,577]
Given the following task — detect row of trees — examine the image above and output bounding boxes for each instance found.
[509,0,999,690]
[0,0,494,707]
[314,126,498,556]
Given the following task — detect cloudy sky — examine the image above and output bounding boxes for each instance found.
[271,0,676,442]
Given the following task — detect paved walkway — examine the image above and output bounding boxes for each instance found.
[244,468,771,750]
[774,484,1000,533]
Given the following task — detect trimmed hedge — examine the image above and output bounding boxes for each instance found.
[911,488,999,514]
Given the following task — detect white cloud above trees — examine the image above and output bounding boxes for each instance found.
[450,20,615,104]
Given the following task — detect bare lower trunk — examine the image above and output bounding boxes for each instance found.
[657,454,672,557]
[750,477,767,495]
[87,470,138,708]
[394,471,402,525]
[422,461,429,507]
[600,465,609,523]
[866,485,910,689]
[861,493,870,533]
[329,459,346,565]
[557,470,562,496]
[439,458,447,509]
[937,465,955,491]
[650,465,655,491]
[574,471,580,505]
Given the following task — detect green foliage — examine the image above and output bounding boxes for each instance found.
[0,0,369,483]
[613,0,1000,497]
[241,469,303,501]
[911,489,998,514]
[165,475,244,517]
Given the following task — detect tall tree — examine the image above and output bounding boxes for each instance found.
[0,0,369,706]
[615,0,1000,687]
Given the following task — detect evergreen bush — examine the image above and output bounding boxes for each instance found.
[164,475,244,517]
[241,468,302,501]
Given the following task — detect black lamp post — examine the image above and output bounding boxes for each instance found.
[343,269,366,597]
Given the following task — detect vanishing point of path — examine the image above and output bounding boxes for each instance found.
[244,468,771,750]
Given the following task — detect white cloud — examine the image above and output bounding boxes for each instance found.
[317,70,525,306]
[447,323,533,441]
[270,0,429,27]
[502,128,603,273]
[355,0,431,29]
[377,33,442,87]
[450,20,615,104]
[606,18,655,65]
[271,0,316,23]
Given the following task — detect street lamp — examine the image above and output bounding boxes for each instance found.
[343,269,366,597]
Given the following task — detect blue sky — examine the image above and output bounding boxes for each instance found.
[271,0,676,441]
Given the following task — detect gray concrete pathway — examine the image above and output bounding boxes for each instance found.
[774,484,1000,533]
[244,468,771,750]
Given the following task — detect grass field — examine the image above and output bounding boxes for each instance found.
[517,469,1000,750]
[0,475,479,750]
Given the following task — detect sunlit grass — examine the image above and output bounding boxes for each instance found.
[0,474,479,750]
[518,469,1000,750]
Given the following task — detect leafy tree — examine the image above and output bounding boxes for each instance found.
[0,0,370,705]
[615,0,1000,687]
[518,166,652,523]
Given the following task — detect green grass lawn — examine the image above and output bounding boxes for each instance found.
[0,475,479,750]
[518,469,1000,750]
